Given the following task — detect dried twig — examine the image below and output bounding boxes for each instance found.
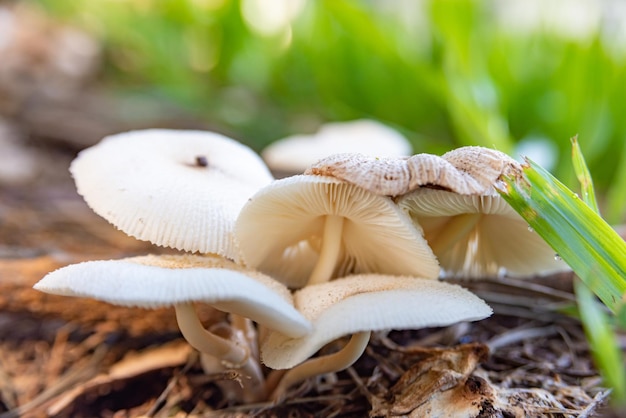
[487,325,560,352]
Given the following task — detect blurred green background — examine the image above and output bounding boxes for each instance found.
[29,0,626,223]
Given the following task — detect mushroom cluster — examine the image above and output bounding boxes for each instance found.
[35,129,564,404]
[307,148,568,279]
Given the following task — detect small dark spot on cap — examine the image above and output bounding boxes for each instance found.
[196,156,208,167]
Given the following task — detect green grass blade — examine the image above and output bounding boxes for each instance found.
[576,280,626,403]
[606,139,626,224]
[569,141,626,404]
[570,136,600,214]
[497,160,626,312]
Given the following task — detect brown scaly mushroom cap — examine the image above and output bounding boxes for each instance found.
[305,147,517,197]
[306,153,412,196]
[440,146,521,193]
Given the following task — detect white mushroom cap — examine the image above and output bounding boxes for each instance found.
[397,188,568,278]
[261,275,492,369]
[34,254,311,338]
[235,175,440,288]
[261,119,412,174]
[70,129,273,259]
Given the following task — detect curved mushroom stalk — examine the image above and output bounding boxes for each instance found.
[230,314,259,360]
[196,323,265,403]
[176,305,265,402]
[175,303,249,366]
[269,331,371,401]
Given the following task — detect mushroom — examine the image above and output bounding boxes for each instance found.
[305,149,514,198]
[397,188,568,278]
[70,129,273,259]
[261,119,412,176]
[261,274,492,399]
[396,146,567,278]
[235,175,440,288]
[34,254,312,402]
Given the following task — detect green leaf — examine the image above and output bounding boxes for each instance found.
[576,280,626,403]
[497,159,626,312]
[617,303,626,330]
[570,135,600,213]
[569,140,626,404]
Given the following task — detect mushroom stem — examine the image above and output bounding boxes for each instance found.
[174,303,248,366]
[199,353,265,403]
[230,314,259,359]
[269,331,371,401]
[308,215,344,285]
[429,213,482,255]
[176,304,266,402]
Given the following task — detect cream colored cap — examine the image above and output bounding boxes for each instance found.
[261,275,492,369]
[262,120,412,173]
[34,254,311,338]
[235,175,440,288]
[71,129,273,259]
[398,188,568,278]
